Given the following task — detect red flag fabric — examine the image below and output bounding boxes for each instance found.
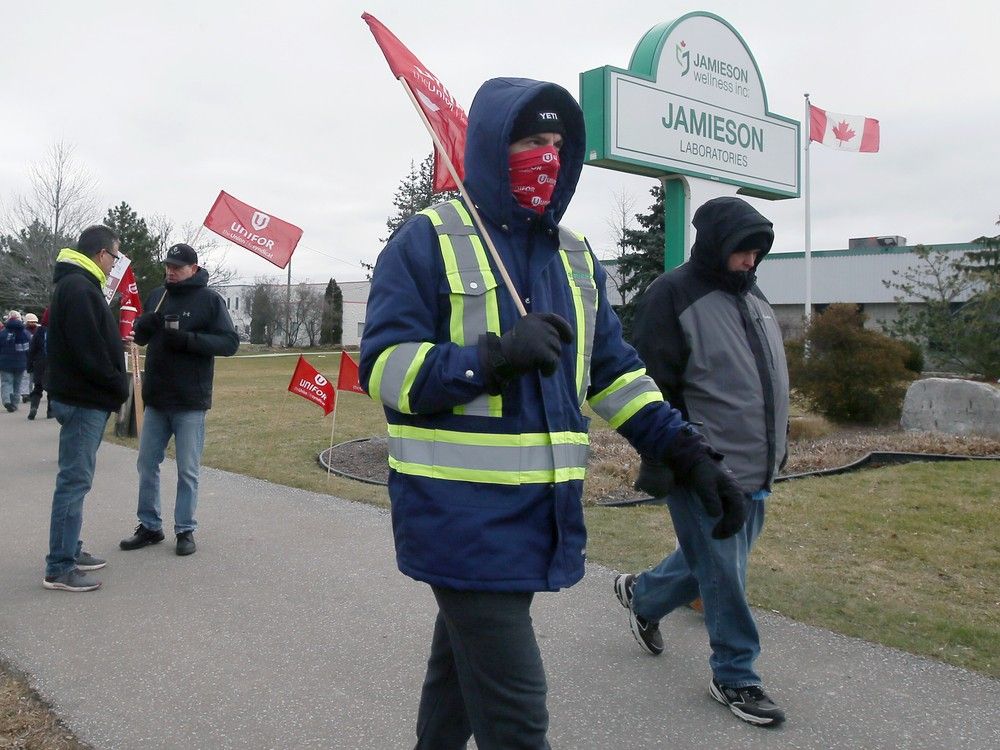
[362,12,467,192]
[809,105,880,153]
[120,266,143,314]
[337,351,366,395]
[203,190,304,269]
[287,356,336,415]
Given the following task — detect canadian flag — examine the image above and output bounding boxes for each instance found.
[287,356,336,415]
[809,105,879,153]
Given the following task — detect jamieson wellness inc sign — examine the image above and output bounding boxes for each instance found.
[581,12,800,199]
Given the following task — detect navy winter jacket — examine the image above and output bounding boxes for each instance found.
[361,78,687,592]
[0,318,29,372]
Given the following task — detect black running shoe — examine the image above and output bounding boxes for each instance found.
[710,678,786,726]
[613,573,664,656]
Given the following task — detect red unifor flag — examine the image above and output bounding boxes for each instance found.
[288,356,336,415]
[362,12,467,192]
[120,266,143,314]
[337,351,366,395]
[203,190,304,269]
[809,105,880,153]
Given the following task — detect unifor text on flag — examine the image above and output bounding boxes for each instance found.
[362,12,467,192]
[288,355,336,415]
[203,190,304,269]
[809,105,880,153]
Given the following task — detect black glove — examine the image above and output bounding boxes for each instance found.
[161,327,191,352]
[686,459,749,539]
[132,311,163,338]
[479,312,574,394]
[633,457,676,498]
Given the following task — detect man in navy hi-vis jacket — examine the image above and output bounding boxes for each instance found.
[361,78,748,749]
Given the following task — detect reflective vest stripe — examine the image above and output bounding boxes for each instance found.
[387,424,589,485]
[557,228,597,405]
[421,200,502,417]
[370,342,434,414]
[589,369,664,429]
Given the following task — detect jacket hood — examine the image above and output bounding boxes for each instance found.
[53,248,107,287]
[166,267,210,292]
[464,77,585,227]
[53,257,104,288]
[690,197,774,294]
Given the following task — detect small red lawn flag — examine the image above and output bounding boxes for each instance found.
[337,351,366,395]
[362,12,467,192]
[287,356,336,415]
[203,190,304,269]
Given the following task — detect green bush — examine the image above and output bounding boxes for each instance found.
[788,304,915,424]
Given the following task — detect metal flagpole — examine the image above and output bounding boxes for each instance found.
[398,78,528,318]
[803,93,813,325]
[326,396,337,481]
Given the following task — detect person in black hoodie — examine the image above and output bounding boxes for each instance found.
[119,243,238,556]
[613,197,790,726]
[26,308,52,420]
[44,225,129,593]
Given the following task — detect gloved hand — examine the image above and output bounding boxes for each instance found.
[685,459,749,539]
[633,457,676,498]
[132,311,164,339]
[479,313,574,393]
[161,327,191,352]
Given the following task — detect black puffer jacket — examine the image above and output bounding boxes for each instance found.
[47,261,128,411]
[134,268,238,411]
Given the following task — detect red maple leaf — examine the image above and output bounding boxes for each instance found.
[832,120,856,144]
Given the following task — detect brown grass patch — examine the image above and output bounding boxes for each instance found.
[0,663,91,749]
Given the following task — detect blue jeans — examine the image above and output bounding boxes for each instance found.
[137,407,206,534]
[46,400,110,577]
[1,369,24,406]
[632,487,767,687]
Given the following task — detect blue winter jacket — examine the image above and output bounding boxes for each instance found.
[360,78,686,592]
[0,318,30,372]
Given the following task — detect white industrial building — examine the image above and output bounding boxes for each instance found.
[217,239,981,348]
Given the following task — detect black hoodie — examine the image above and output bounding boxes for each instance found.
[136,268,238,411]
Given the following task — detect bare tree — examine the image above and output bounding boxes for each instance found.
[148,215,237,287]
[242,277,283,346]
[604,187,637,305]
[0,142,99,310]
[297,284,326,346]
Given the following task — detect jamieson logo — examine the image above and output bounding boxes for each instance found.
[676,41,690,76]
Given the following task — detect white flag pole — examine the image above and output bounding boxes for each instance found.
[803,93,813,326]
[326,396,338,481]
[398,78,527,318]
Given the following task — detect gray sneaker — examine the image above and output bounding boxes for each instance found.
[43,569,101,592]
[75,550,107,571]
[613,573,664,655]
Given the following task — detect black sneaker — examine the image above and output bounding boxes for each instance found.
[75,550,107,571]
[613,573,664,655]
[710,679,786,726]
[176,531,196,556]
[3,402,15,413]
[120,524,165,550]
[43,569,101,592]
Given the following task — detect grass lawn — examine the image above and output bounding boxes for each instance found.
[107,352,1000,676]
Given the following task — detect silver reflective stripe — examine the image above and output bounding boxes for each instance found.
[376,342,431,413]
[589,370,663,428]
[558,228,598,405]
[389,437,589,473]
[425,200,501,417]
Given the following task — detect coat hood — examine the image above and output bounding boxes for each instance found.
[165,267,210,292]
[463,77,585,228]
[690,197,774,294]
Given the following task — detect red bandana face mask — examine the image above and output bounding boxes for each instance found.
[509,145,560,214]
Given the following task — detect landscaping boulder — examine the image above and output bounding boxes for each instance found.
[900,378,1000,438]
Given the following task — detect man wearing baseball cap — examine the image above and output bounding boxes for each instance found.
[119,243,238,556]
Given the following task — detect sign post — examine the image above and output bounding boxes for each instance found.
[581,12,800,270]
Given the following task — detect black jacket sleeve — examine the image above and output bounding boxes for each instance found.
[186,293,239,357]
[631,275,689,416]
[68,287,128,402]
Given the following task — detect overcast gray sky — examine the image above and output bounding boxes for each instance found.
[3,0,997,285]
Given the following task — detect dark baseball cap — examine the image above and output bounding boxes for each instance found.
[163,243,199,266]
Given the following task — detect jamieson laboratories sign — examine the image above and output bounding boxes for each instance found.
[581,12,799,199]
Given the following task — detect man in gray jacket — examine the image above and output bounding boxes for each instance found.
[613,196,790,726]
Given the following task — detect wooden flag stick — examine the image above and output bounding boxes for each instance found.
[398,78,527,318]
[326,399,338,481]
[131,290,167,437]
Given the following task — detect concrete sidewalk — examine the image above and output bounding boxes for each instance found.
[1,413,997,749]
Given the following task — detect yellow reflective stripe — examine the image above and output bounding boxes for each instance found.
[590,369,645,408]
[607,391,663,429]
[388,423,589,448]
[398,343,433,414]
[387,457,587,485]
[368,345,396,404]
[559,249,587,402]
